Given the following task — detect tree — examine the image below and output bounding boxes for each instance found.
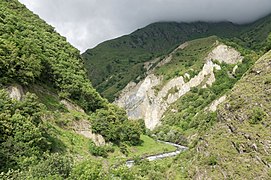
[0,90,51,172]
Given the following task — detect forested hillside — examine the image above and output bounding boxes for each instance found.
[0,0,105,112]
[95,35,271,180]
[0,1,149,179]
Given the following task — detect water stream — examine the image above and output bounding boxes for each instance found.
[126,141,188,168]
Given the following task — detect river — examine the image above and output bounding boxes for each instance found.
[126,141,188,168]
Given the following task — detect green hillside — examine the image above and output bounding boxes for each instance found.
[0,1,168,179]
[0,0,105,112]
[82,14,271,101]
[81,11,271,179]
[102,41,271,180]
[1,0,271,179]
[174,49,271,179]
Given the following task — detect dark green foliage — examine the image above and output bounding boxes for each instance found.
[0,90,51,172]
[89,141,114,158]
[161,87,217,130]
[0,38,42,85]
[111,166,137,180]
[210,63,237,96]
[205,155,218,166]
[24,153,72,179]
[159,55,254,134]
[0,0,105,112]
[69,160,107,180]
[153,125,188,145]
[249,107,267,124]
[91,104,141,145]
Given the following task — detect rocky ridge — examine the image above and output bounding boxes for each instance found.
[115,43,243,129]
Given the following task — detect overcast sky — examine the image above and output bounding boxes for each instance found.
[18,0,271,53]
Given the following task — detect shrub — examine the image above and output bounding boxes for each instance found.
[27,153,72,179]
[89,141,114,158]
[249,107,267,124]
[206,155,218,166]
[69,160,107,180]
[0,90,51,172]
[91,104,141,145]
[111,166,136,180]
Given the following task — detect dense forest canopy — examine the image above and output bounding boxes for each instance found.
[0,0,105,112]
[0,1,143,179]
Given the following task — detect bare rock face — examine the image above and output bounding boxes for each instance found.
[208,95,227,112]
[115,43,242,130]
[72,120,105,146]
[206,44,243,64]
[60,99,85,113]
[7,84,24,101]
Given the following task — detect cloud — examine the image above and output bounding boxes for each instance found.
[18,0,271,52]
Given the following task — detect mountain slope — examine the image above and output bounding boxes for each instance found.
[115,36,245,129]
[180,49,271,179]
[0,1,150,178]
[82,14,271,101]
[0,0,105,112]
[117,45,271,180]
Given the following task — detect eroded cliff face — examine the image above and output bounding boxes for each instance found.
[115,43,243,129]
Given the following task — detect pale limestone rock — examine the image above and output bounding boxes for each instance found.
[206,44,243,64]
[115,43,241,130]
[232,65,238,75]
[115,59,221,130]
[72,120,105,146]
[7,84,24,101]
[209,95,227,112]
[60,99,85,113]
[184,73,190,79]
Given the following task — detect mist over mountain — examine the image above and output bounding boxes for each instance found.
[19,0,271,51]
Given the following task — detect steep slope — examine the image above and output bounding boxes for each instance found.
[180,49,271,179]
[115,44,271,180]
[115,36,248,129]
[0,0,105,112]
[82,14,271,101]
[0,1,150,179]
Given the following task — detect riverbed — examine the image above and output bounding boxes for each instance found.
[126,141,188,167]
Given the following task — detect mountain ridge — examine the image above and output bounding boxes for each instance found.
[82,13,271,101]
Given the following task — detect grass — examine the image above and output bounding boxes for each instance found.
[26,84,65,111]
[47,120,93,159]
[107,135,177,165]
[165,50,271,179]
[128,135,176,157]
[155,36,218,82]
[45,114,177,166]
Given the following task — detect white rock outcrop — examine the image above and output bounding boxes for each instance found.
[206,44,243,64]
[208,95,227,112]
[115,43,242,130]
[7,84,24,101]
[72,120,105,146]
